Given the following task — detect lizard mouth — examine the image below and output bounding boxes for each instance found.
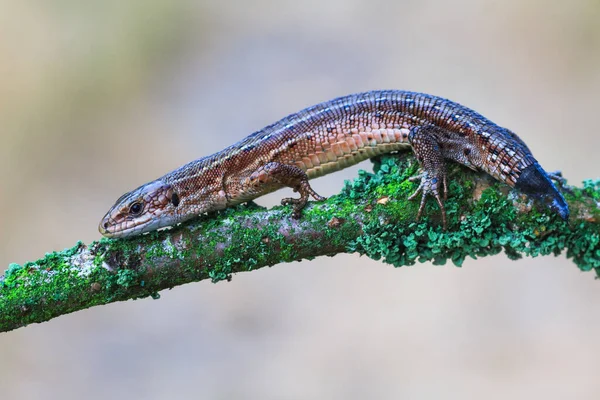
[99,206,181,238]
[98,214,155,238]
[99,211,184,238]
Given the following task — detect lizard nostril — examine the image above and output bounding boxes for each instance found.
[103,222,110,229]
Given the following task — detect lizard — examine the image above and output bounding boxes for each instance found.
[99,90,569,238]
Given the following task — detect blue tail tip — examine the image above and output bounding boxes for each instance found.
[515,164,570,220]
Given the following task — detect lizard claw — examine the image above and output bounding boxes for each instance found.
[408,172,447,229]
[281,197,305,219]
[409,172,447,200]
[547,170,565,185]
[545,170,575,198]
[547,170,573,194]
[281,182,326,219]
[308,188,327,202]
[408,173,423,183]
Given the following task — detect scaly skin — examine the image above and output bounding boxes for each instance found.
[99,90,569,238]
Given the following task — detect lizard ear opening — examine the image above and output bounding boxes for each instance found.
[171,191,180,207]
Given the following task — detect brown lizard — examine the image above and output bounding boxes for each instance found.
[99,90,569,238]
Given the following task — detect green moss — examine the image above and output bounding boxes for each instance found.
[1,152,598,332]
[1,263,24,289]
[115,269,139,288]
[583,179,600,201]
[349,154,599,272]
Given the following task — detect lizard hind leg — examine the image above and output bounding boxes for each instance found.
[407,126,449,229]
[249,162,326,218]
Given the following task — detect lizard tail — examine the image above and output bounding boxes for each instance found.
[515,163,570,220]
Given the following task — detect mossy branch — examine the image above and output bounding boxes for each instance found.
[1,153,599,333]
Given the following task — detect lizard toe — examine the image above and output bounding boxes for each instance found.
[408,172,448,229]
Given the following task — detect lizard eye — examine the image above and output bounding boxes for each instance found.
[129,202,144,216]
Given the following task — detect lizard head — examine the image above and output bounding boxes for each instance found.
[99,180,182,238]
[514,163,570,221]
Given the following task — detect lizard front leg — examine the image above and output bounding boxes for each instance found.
[245,162,326,218]
[408,125,449,229]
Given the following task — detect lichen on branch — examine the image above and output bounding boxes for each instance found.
[1,153,598,333]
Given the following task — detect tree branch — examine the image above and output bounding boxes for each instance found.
[1,153,599,333]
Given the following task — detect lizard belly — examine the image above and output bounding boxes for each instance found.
[224,140,410,207]
[304,142,411,179]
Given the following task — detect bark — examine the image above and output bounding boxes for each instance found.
[1,153,598,333]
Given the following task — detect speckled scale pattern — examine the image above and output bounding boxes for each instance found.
[100,90,567,237]
[164,90,533,201]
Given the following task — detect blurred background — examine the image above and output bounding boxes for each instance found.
[1,0,599,399]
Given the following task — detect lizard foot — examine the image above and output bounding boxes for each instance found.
[547,170,573,195]
[281,182,326,219]
[251,162,326,219]
[407,125,450,229]
[408,170,448,229]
